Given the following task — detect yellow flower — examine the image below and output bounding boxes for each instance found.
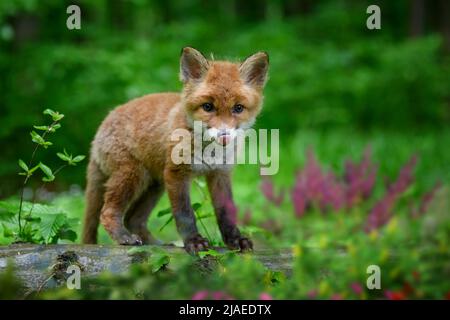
[386,217,398,234]
[319,281,330,296]
[292,244,303,257]
[369,230,378,241]
[380,248,390,262]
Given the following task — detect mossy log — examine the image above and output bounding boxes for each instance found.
[0,244,293,291]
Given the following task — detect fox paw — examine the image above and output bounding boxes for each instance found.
[226,237,253,252]
[117,233,143,246]
[184,234,210,254]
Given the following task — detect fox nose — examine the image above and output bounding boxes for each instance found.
[218,129,230,136]
[217,130,231,146]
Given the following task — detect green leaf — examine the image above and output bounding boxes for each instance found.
[42,141,53,149]
[39,163,54,182]
[33,125,48,131]
[1,223,14,238]
[58,228,77,242]
[149,252,170,273]
[0,200,19,213]
[25,202,66,215]
[198,249,221,259]
[72,155,85,163]
[36,213,66,244]
[18,159,28,172]
[53,113,64,121]
[192,202,202,212]
[159,215,174,232]
[0,201,17,222]
[43,109,64,121]
[30,131,45,145]
[157,207,172,217]
[264,270,286,286]
[43,109,55,116]
[57,152,71,162]
[49,123,61,132]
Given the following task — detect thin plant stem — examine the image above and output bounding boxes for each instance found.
[193,179,213,243]
[17,120,59,236]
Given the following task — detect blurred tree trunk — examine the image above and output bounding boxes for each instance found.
[409,0,425,37]
[235,0,267,22]
[438,0,450,51]
[282,0,313,17]
[10,13,40,49]
[107,0,133,30]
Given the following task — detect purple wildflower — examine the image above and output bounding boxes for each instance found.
[261,178,285,206]
[365,155,418,232]
[411,181,442,218]
[291,149,346,216]
[259,293,273,300]
[192,290,209,300]
[350,282,363,295]
[344,147,377,207]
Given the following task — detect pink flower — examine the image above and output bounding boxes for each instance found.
[344,147,377,207]
[261,178,285,206]
[330,293,343,300]
[350,282,363,295]
[211,291,233,300]
[192,290,209,300]
[366,155,418,232]
[307,290,318,299]
[259,293,273,300]
[411,181,442,218]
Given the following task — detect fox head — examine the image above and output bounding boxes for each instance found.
[180,47,269,146]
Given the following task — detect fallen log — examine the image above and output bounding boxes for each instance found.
[0,244,293,291]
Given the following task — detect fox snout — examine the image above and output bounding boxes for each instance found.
[206,127,237,146]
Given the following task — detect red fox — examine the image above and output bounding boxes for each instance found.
[82,47,269,253]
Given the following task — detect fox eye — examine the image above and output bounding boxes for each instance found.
[232,104,244,114]
[201,103,215,112]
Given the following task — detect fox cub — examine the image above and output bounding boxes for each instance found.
[82,47,269,253]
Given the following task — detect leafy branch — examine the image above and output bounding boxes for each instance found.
[13,108,85,242]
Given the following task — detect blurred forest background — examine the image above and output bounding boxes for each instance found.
[0,0,449,197]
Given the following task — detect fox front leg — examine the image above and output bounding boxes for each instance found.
[206,171,253,251]
[164,167,209,254]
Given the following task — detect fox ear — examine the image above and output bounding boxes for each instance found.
[180,47,209,83]
[239,51,269,88]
